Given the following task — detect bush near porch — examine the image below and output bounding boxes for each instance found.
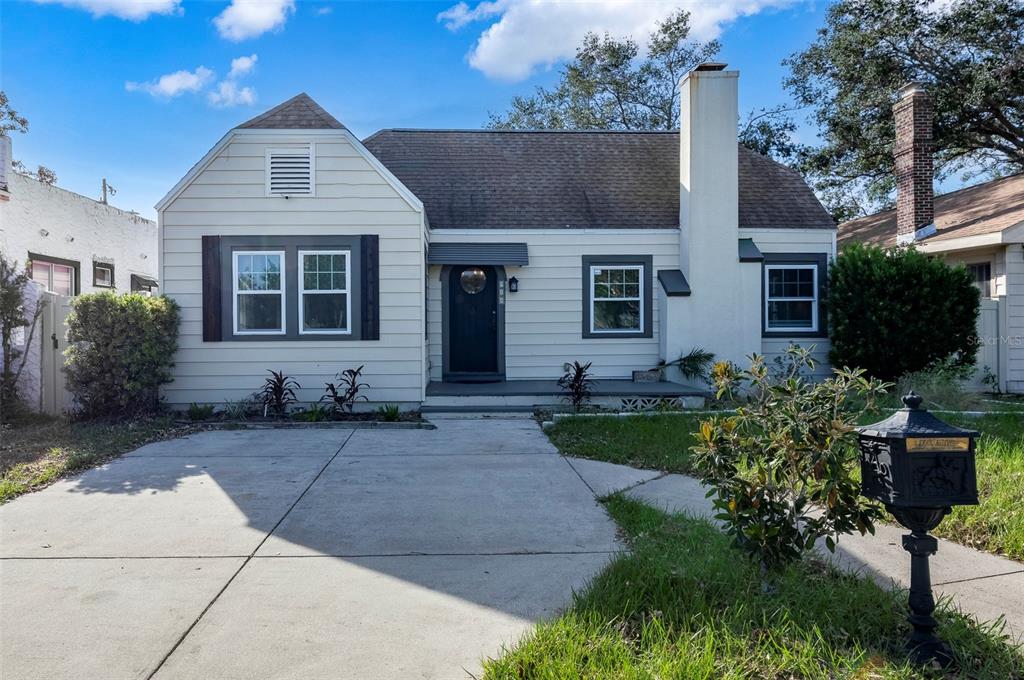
[64,292,180,419]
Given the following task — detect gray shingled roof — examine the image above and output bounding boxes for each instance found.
[237,93,345,130]
[363,129,834,230]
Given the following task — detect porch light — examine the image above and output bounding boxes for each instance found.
[857,392,978,667]
[508,276,519,293]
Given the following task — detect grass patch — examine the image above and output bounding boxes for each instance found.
[546,414,704,474]
[547,411,1024,560]
[484,496,1023,679]
[0,415,196,503]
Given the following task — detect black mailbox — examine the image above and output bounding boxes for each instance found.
[858,392,978,508]
[857,392,979,668]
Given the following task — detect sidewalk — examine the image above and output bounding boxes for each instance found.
[563,457,1024,642]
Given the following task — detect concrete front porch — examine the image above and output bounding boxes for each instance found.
[424,379,707,412]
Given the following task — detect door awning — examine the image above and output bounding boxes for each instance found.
[427,242,529,266]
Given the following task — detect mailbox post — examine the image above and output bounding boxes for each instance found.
[857,392,978,667]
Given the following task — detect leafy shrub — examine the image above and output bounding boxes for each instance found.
[187,402,216,421]
[657,347,714,383]
[259,370,299,417]
[322,365,369,414]
[691,346,889,573]
[558,361,596,412]
[65,292,180,419]
[376,404,401,422]
[829,244,979,381]
[0,254,43,420]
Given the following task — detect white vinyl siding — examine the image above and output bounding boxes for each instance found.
[427,229,678,381]
[742,227,835,379]
[298,249,351,335]
[160,131,425,406]
[1005,243,1024,392]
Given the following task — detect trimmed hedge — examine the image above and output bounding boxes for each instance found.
[65,292,180,418]
[828,244,979,382]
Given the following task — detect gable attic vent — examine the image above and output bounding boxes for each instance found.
[266,145,314,197]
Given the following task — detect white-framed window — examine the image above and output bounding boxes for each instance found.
[31,258,76,296]
[764,264,818,332]
[233,251,286,335]
[590,265,643,333]
[265,145,315,197]
[299,250,351,335]
[93,263,113,288]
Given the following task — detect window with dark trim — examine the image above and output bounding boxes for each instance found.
[204,235,377,342]
[93,262,115,288]
[581,255,653,339]
[761,253,828,338]
[28,253,79,296]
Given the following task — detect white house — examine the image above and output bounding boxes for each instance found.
[0,136,160,412]
[156,64,836,410]
[838,85,1024,393]
[0,138,159,296]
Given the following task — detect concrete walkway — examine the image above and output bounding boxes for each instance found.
[562,457,1024,642]
[0,419,622,679]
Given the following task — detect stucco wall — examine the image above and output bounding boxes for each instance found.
[0,173,158,293]
[160,130,426,407]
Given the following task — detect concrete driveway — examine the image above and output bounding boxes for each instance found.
[0,418,622,679]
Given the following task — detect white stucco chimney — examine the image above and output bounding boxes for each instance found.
[679,63,738,279]
[663,63,759,371]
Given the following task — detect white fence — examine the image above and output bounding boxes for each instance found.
[38,291,74,415]
[966,297,1006,392]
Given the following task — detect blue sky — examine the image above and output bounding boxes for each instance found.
[2,0,830,219]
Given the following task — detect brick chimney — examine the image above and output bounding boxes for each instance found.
[893,82,934,245]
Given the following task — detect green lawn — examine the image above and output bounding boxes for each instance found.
[484,496,1022,679]
[545,410,1024,561]
[0,415,195,503]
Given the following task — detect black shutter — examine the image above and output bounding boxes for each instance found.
[360,235,379,340]
[201,236,222,342]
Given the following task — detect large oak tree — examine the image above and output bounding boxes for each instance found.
[785,0,1024,220]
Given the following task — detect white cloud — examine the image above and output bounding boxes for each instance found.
[228,54,258,79]
[31,0,181,21]
[208,53,259,107]
[208,81,257,107]
[214,0,295,41]
[439,0,798,81]
[125,66,214,98]
[315,6,333,15]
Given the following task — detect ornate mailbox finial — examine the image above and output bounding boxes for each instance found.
[902,392,923,410]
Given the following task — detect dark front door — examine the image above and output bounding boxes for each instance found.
[448,265,499,378]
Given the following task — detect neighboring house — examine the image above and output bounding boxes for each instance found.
[0,135,160,412]
[156,63,836,410]
[838,85,1024,394]
[0,138,159,295]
